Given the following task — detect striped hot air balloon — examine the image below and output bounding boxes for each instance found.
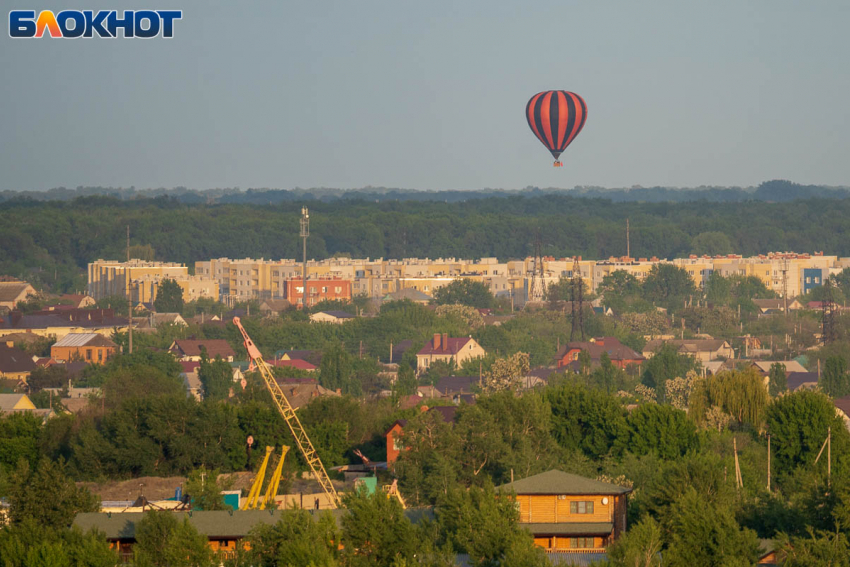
[526,90,587,167]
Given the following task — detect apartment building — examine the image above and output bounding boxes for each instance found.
[87,260,188,300]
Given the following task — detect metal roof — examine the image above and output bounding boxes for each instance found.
[521,522,614,536]
[52,333,100,348]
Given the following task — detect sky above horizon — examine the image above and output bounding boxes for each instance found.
[2,1,849,192]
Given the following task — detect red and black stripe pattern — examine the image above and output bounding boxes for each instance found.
[526,90,587,161]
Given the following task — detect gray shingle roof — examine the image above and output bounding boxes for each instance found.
[0,345,37,374]
[497,470,631,496]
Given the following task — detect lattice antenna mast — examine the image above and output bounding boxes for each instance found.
[570,256,585,341]
[823,278,838,345]
[781,256,789,317]
[529,231,545,302]
[300,208,310,310]
[233,317,341,508]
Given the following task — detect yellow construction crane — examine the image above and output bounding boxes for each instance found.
[233,317,342,509]
[241,445,289,510]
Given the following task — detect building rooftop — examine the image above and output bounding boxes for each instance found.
[497,470,632,496]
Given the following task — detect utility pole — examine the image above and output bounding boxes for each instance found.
[781,257,789,317]
[767,433,770,492]
[127,225,133,355]
[300,207,309,310]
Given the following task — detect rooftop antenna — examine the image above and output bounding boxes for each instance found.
[528,231,545,303]
[626,218,630,258]
[570,256,585,341]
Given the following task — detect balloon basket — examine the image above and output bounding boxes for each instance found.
[553,161,563,167]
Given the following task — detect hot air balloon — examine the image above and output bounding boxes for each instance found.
[526,91,587,167]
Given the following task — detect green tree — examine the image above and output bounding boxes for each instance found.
[544,382,629,460]
[0,413,42,473]
[134,511,212,567]
[319,342,359,395]
[689,369,768,428]
[822,356,850,398]
[641,264,698,310]
[640,343,699,403]
[766,390,850,474]
[240,509,340,567]
[607,516,663,567]
[436,483,549,567]
[198,348,233,401]
[0,519,118,567]
[778,528,850,567]
[7,459,99,529]
[341,489,420,567]
[154,278,185,313]
[664,488,761,566]
[769,362,788,397]
[624,403,697,459]
[25,365,69,393]
[395,363,418,397]
[434,279,495,309]
[185,467,231,511]
[691,231,733,256]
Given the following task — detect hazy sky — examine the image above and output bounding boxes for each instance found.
[2,1,849,191]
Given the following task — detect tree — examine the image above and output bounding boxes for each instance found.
[544,383,629,460]
[341,489,420,567]
[240,509,340,567]
[689,369,768,429]
[434,279,494,309]
[0,519,118,567]
[822,356,850,398]
[395,363,418,397]
[184,467,231,511]
[766,390,850,474]
[769,362,788,397]
[607,516,663,567]
[641,264,698,310]
[318,342,358,395]
[436,483,549,567]
[435,303,485,329]
[7,459,99,529]
[154,278,184,313]
[0,413,42,473]
[640,343,699,403]
[691,231,733,256]
[624,403,697,459]
[134,511,212,567]
[778,528,850,567]
[664,488,761,566]
[198,348,233,401]
[25,365,69,393]
[483,352,530,393]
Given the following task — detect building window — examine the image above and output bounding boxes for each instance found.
[322,286,328,293]
[335,286,342,293]
[570,537,594,549]
[85,349,92,361]
[570,501,594,514]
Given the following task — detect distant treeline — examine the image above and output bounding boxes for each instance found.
[3,182,850,292]
[2,179,850,205]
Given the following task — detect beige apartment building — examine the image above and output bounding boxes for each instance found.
[87,260,188,300]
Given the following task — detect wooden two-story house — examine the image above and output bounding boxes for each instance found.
[498,470,631,554]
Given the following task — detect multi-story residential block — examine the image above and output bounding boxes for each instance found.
[87,260,188,300]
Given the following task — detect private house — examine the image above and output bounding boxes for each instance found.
[275,350,323,367]
[149,313,188,328]
[0,281,37,310]
[0,309,129,341]
[553,337,644,371]
[51,333,117,364]
[45,294,96,309]
[386,406,458,464]
[416,333,486,374]
[786,372,819,392]
[750,361,809,391]
[259,299,291,316]
[0,393,52,419]
[266,358,317,372]
[752,299,803,314]
[497,469,631,555]
[169,339,235,362]
[275,379,340,410]
[381,288,433,304]
[835,396,850,432]
[642,338,734,363]
[309,310,355,324]
[0,343,37,382]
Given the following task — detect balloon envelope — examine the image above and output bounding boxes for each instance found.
[526,91,587,161]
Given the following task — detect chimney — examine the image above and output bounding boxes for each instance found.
[442,333,448,351]
[433,333,441,350]
[5,341,13,348]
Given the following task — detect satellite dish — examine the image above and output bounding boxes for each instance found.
[246,435,254,446]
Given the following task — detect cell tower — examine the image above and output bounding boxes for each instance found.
[300,207,309,310]
[528,232,545,303]
[822,278,838,344]
[570,256,585,341]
